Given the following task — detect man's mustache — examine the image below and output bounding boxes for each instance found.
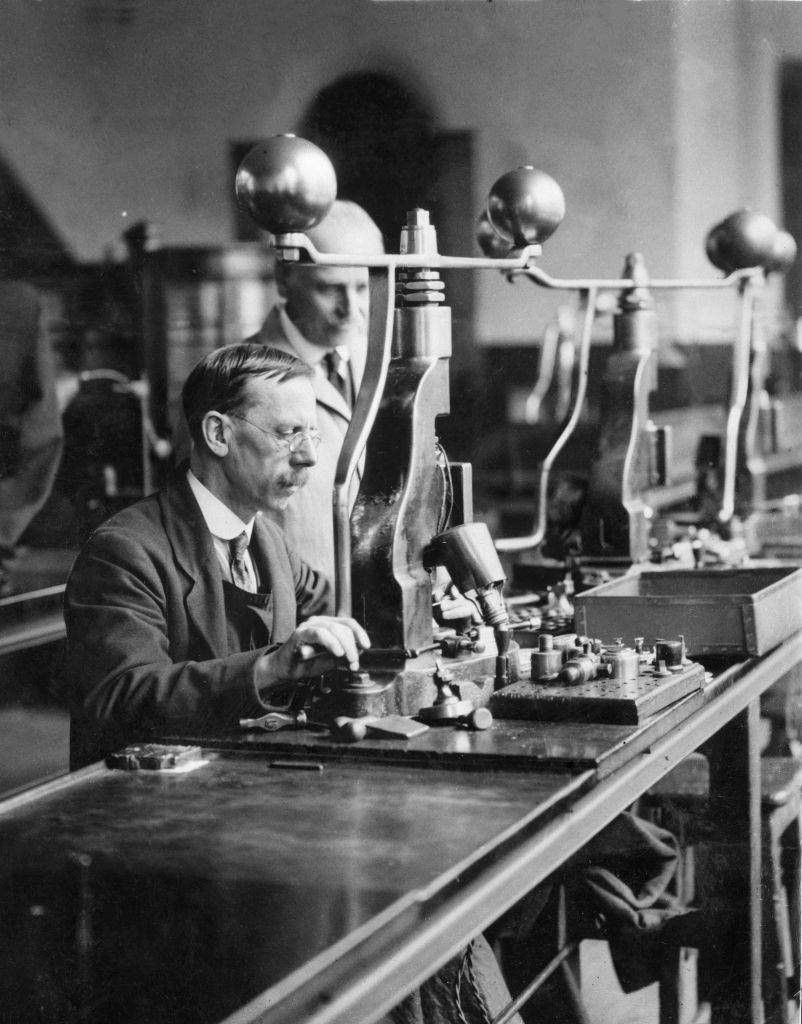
[278,470,310,489]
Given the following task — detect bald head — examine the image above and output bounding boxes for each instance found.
[276,200,384,352]
[306,200,384,256]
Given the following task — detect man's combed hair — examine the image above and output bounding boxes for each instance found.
[182,343,313,444]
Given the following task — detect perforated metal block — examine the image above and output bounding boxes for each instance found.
[490,662,706,725]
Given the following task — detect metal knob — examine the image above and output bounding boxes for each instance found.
[486,166,565,247]
[705,208,778,272]
[331,716,372,743]
[463,707,494,731]
[235,134,337,234]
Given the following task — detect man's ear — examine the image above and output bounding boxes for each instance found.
[200,411,230,457]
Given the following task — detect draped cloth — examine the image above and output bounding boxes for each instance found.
[489,810,697,1022]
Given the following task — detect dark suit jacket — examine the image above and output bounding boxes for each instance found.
[66,468,329,768]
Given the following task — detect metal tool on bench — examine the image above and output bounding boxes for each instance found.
[416,657,494,731]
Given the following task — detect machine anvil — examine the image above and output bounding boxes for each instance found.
[234,136,559,726]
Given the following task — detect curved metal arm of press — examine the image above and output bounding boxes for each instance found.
[524,321,560,424]
[496,287,598,554]
[621,354,656,513]
[719,277,759,525]
[507,264,761,293]
[272,233,541,272]
[332,266,396,618]
[742,304,768,478]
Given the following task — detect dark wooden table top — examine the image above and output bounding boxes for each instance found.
[0,756,587,1024]
[1,632,800,1024]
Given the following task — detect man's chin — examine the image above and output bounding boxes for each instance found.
[264,496,292,514]
[265,483,304,512]
[327,326,363,348]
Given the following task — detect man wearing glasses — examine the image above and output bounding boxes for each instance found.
[247,199,384,586]
[65,343,369,769]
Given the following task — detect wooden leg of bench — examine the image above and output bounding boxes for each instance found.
[704,701,762,1024]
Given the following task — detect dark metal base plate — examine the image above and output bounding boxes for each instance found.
[490,662,706,724]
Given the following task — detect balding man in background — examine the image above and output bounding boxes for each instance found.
[246,199,384,588]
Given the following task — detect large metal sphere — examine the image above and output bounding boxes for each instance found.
[475,210,512,258]
[705,208,778,272]
[764,229,797,274]
[486,166,565,247]
[235,134,337,234]
[704,224,728,272]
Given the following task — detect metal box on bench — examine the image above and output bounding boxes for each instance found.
[573,566,802,657]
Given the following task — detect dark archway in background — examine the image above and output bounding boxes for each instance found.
[299,71,437,252]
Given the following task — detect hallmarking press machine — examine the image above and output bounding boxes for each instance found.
[488,201,797,576]
[234,135,542,736]
[476,193,802,755]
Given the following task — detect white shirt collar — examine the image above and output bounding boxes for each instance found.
[278,304,350,368]
[186,468,255,543]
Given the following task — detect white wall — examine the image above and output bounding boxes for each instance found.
[1,0,800,342]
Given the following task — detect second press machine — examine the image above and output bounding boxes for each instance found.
[234,134,794,741]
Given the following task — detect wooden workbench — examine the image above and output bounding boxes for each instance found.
[1,632,799,1024]
[0,547,74,658]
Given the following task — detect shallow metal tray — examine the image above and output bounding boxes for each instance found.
[573,566,802,657]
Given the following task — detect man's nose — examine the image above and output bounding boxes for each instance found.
[335,285,360,317]
[290,437,318,467]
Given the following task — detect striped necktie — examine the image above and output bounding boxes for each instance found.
[324,350,351,407]
[229,531,254,592]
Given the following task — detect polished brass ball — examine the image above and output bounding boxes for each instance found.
[486,166,565,247]
[475,211,512,258]
[235,134,337,234]
[765,229,797,274]
[705,208,778,272]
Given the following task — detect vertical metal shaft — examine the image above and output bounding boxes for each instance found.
[333,266,396,617]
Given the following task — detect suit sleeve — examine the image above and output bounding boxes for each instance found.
[278,532,331,618]
[286,538,334,618]
[65,526,270,768]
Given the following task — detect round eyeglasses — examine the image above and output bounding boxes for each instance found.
[229,413,322,453]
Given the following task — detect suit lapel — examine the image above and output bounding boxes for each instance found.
[159,468,229,660]
[313,373,351,422]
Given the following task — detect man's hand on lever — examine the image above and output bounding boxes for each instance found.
[256,616,371,695]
